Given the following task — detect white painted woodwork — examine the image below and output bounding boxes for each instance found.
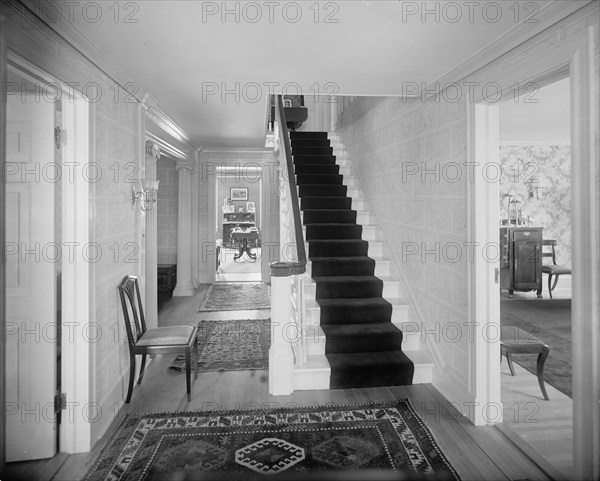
[173,160,194,296]
[144,141,159,329]
[5,93,56,461]
[466,102,503,425]
[59,92,91,454]
[268,275,294,395]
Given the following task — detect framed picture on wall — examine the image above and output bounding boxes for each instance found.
[230,187,248,201]
[246,202,255,213]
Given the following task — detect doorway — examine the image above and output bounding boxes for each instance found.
[497,77,574,477]
[4,64,60,461]
[3,56,92,469]
[215,166,262,282]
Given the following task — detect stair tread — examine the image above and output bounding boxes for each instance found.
[318,297,391,307]
[327,350,413,366]
[306,275,398,284]
[306,297,408,308]
[322,323,402,336]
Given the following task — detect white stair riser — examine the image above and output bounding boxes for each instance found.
[306,260,390,278]
[308,330,420,353]
[303,241,383,260]
[412,363,433,384]
[293,370,330,390]
[305,304,409,328]
[351,199,367,211]
[300,211,369,225]
[303,280,400,300]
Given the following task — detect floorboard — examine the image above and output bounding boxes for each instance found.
[7,285,560,481]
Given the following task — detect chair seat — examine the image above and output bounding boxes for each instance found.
[137,326,196,347]
[542,264,571,276]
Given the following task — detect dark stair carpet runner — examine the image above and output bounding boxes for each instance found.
[290,130,415,389]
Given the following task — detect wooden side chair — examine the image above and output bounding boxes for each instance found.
[118,275,198,403]
[541,240,572,299]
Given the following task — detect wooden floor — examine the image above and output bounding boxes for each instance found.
[215,247,261,282]
[7,285,566,481]
[499,289,574,480]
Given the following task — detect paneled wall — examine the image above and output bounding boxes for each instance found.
[90,75,142,442]
[337,95,470,388]
[157,157,179,264]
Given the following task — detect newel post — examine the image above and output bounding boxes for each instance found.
[269,262,295,395]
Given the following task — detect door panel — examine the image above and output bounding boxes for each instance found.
[5,93,56,461]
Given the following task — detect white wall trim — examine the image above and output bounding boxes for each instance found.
[431,1,595,92]
[466,102,503,425]
[465,5,599,477]
[60,92,92,454]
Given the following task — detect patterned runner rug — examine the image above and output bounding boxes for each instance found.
[84,399,460,480]
[199,282,270,312]
[169,320,270,372]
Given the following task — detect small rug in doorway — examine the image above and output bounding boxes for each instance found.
[199,282,270,311]
[501,299,571,397]
[83,399,461,481]
[169,319,270,372]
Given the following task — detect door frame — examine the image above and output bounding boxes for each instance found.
[468,25,599,479]
[1,14,8,478]
[207,161,268,284]
[3,54,93,455]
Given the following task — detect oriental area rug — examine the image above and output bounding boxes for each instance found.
[169,320,270,372]
[84,399,461,481]
[199,282,271,312]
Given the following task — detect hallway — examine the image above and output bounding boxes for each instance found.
[7,285,556,481]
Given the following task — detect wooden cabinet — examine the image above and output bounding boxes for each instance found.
[500,227,543,297]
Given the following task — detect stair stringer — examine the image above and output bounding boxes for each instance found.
[320,133,438,385]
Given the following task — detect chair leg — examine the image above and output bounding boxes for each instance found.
[194,337,199,380]
[550,275,560,298]
[126,353,136,404]
[536,346,550,400]
[185,349,192,402]
[137,354,147,385]
[506,352,516,376]
[547,274,554,299]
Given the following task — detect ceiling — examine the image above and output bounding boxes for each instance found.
[61,0,566,148]
[500,77,571,143]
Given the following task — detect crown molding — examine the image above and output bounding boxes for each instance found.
[17,0,195,149]
[145,132,190,161]
[430,0,595,91]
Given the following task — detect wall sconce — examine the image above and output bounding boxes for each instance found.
[131,179,160,211]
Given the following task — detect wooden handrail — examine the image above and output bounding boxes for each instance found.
[270,95,306,277]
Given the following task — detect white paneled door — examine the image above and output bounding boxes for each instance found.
[5,93,57,461]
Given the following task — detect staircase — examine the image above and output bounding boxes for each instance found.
[290,130,433,390]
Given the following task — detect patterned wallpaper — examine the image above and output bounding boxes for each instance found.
[499,144,572,266]
[157,158,179,264]
[92,76,142,442]
[337,94,469,390]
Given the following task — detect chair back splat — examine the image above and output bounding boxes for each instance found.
[541,239,572,299]
[119,275,146,344]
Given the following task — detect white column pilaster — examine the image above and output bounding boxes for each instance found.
[144,140,160,328]
[191,148,202,288]
[173,158,194,296]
